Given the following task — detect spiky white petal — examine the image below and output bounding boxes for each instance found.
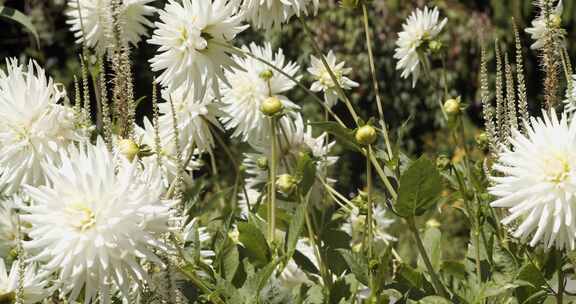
[0,259,50,304]
[525,0,565,50]
[22,139,172,303]
[66,0,156,53]
[342,204,396,250]
[240,0,319,29]
[394,6,447,87]
[221,42,300,143]
[148,0,247,97]
[308,50,358,109]
[490,111,576,250]
[0,59,87,194]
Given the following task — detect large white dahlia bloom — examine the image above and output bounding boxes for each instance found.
[490,111,576,250]
[240,0,319,29]
[394,6,447,87]
[308,50,358,109]
[66,0,156,53]
[22,139,173,303]
[0,259,50,304]
[0,59,86,194]
[149,0,247,97]
[221,43,300,143]
[525,0,566,50]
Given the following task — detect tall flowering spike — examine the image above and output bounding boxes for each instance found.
[479,42,498,155]
[513,20,530,130]
[66,0,156,54]
[221,43,301,143]
[525,0,566,50]
[394,6,447,87]
[22,139,173,303]
[308,50,358,109]
[0,59,88,194]
[148,0,248,98]
[504,53,518,132]
[158,84,222,154]
[490,111,576,250]
[564,74,576,115]
[240,0,319,29]
[0,259,50,304]
[495,42,507,142]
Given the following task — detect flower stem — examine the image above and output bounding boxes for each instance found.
[268,117,278,244]
[407,217,449,299]
[557,253,565,304]
[366,145,374,259]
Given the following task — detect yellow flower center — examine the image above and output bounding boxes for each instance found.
[544,154,571,184]
[65,202,96,232]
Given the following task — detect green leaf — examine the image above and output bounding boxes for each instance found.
[337,249,369,286]
[418,296,452,304]
[0,6,39,47]
[417,227,442,273]
[309,121,362,152]
[238,221,271,267]
[397,263,423,290]
[285,203,306,260]
[304,284,324,304]
[396,156,442,217]
[295,152,317,195]
[221,244,240,281]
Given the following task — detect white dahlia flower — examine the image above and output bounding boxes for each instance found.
[240,0,319,29]
[525,0,566,50]
[0,59,87,194]
[342,204,396,250]
[221,43,300,143]
[278,239,317,289]
[22,139,173,303]
[490,111,576,250]
[149,0,247,97]
[0,259,50,304]
[66,0,156,53]
[158,85,222,154]
[308,50,358,109]
[394,6,447,87]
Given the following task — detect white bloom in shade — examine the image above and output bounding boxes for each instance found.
[394,6,447,87]
[308,50,358,109]
[149,0,248,97]
[158,85,222,154]
[0,197,20,257]
[490,111,576,250]
[221,43,300,143]
[22,139,173,303]
[0,59,87,194]
[66,0,156,53]
[278,239,317,289]
[342,204,396,250]
[243,114,337,207]
[0,259,50,304]
[240,0,319,29]
[525,0,565,50]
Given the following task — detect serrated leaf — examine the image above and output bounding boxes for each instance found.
[417,227,442,273]
[0,6,39,47]
[304,284,324,304]
[309,121,362,152]
[221,244,240,281]
[396,156,442,217]
[295,152,317,195]
[337,249,369,286]
[418,296,452,304]
[238,221,270,267]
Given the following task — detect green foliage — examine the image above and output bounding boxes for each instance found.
[396,156,443,217]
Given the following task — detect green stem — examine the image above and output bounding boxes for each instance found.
[303,198,331,289]
[268,117,278,244]
[407,217,449,299]
[366,145,374,259]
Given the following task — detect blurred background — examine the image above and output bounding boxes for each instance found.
[2,0,576,257]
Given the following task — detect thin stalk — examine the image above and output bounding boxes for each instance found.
[303,199,330,289]
[268,117,278,243]
[407,217,449,298]
[297,15,360,125]
[361,3,394,160]
[557,266,564,304]
[366,144,375,300]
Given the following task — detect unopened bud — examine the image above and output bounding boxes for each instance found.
[355,125,377,145]
[444,98,460,115]
[475,132,489,150]
[260,96,283,116]
[256,157,268,170]
[259,69,274,81]
[276,174,298,195]
[118,139,140,162]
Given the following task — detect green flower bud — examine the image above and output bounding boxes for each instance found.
[443,98,460,116]
[428,40,443,53]
[355,125,377,145]
[256,157,268,170]
[260,96,283,116]
[475,132,489,150]
[276,174,298,195]
[118,139,140,162]
[259,69,274,81]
